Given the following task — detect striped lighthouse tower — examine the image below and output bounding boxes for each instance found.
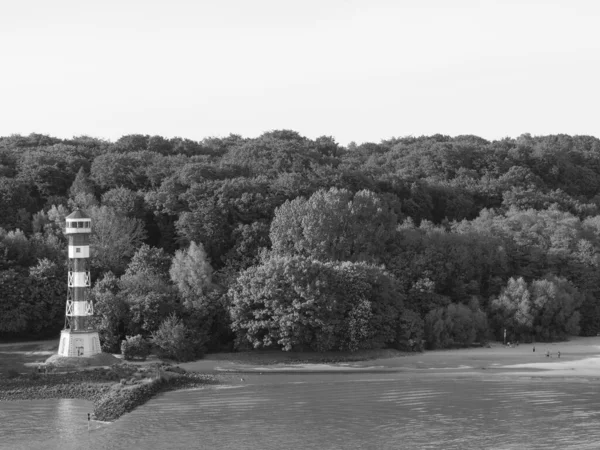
[57,209,101,357]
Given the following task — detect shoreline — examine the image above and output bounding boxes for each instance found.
[0,363,219,422]
[180,336,600,377]
[4,336,600,422]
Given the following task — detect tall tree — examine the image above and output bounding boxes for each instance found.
[89,206,147,276]
[170,241,214,305]
[270,187,397,263]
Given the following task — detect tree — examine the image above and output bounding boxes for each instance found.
[424,303,488,349]
[28,258,65,335]
[394,309,424,351]
[89,205,147,276]
[530,275,582,340]
[16,146,88,198]
[491,275,582,342]
[0,177,36,231]
[125,244,172,280]
[229,255,402,352]
[127,291,180,335]
[90,152,153,191]
[490,277,533,341]
[101,187,145,218]
[89,272,129,352]
[219,130,323,177]
[120,244,174,299]
[0,269,30,334]
[170,241,213,306]
[152,313,205,361]
[224,221,270,268]
[270,188,397,263]
[0,228,33,268]
[175,177,278,263]
[0,259,64,337]
[69,167,95,198]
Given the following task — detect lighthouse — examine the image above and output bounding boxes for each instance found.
[57,209,101,357]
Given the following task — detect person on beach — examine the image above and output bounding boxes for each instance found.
[546,350,550,357]
[533,346,535,352]
[558,351,561,358]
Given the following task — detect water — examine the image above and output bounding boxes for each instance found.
[2,372,600,449]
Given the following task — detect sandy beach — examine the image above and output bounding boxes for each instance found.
[178,336,600,378]
[4,336,600,378]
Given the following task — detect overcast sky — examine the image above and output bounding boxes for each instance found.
[1,0,599,145]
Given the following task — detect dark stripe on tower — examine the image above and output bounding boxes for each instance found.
[72,259,88,272]
[73,286,86,301]
[68,234,90,245]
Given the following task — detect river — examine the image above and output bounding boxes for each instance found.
[1,371,600,449]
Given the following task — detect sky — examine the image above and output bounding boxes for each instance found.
[1,0,599,145]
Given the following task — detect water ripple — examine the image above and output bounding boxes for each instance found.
[3,375,600,449]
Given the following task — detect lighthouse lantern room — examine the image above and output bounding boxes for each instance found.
[57,209,101,357]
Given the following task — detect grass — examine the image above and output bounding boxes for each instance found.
[0,340,57,375]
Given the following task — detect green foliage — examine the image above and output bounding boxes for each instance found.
[229,255,402,352]
[127,291,180,335]
[0,177,35,231]
[69,167,95,198]
[90,272,130,352]
[530,275,582,340]
[152,313,204,362]
[0,269,30,333]
[89,205,147,276]
[28,258,66,335]
[175,177,279,263]
[394,309,424,351]
[125,244,172,281]
[101,187,145,218]
[270,188,397,263]
[491,275,582,341]
[120,335,151,360]
[5,131,600,346]
[490,277,533,341]
[424,302,488,349]
[0,259,65,336]
[169,241,213,304]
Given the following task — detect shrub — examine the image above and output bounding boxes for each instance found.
[424,302,489,349]
[394,309,424,351]
[120,334,151,361]
[152,313,203,362]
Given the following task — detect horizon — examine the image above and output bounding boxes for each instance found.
[2,0,599,146]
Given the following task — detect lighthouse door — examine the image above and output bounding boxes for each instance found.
[75,339,84,356]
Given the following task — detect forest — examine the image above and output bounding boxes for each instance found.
[2,131,600,358]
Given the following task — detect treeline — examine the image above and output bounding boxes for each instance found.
[2,131,600,355]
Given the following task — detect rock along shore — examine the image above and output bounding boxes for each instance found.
[0,363,218,422]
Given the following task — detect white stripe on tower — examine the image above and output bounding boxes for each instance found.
[68,246,90,258]
[69,272,91,287]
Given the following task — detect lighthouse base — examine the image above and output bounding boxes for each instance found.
[58,329,101,357]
